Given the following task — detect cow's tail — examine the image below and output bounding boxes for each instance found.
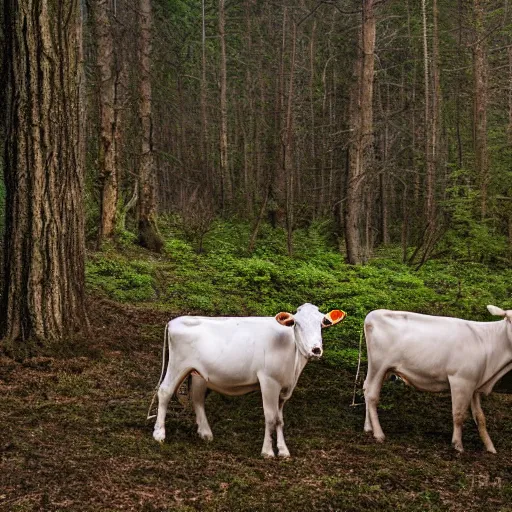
[350,327,365,406]
[147,322,170,420]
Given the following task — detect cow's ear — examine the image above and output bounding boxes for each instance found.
[322,309,346,328]
[275,312,295,327]
[487,305,506,317]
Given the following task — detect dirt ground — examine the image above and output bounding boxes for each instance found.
[1,299,512,511]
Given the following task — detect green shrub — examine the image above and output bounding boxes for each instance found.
[85,219,512,369]
[86,256,156,302]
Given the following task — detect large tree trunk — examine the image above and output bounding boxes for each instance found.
[345,0,376,264]
[138,0,162,252]
[2,0,89,343]
[94,0,118,245]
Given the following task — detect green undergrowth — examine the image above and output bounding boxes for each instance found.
[86,219,512,369]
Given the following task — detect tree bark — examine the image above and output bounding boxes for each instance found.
[473,0,489,219]
[269,7,288,228]
[138,0,162,252]
[218,0,231,212]
[284,20,297,256]
[94,0,118,245]
[2,0,89,343]
[508,45,512,144]
[430,0,441,224]
[508,45,512,253]
[200,0,209,190]
[345,0,376,264]
[422,0,435,225]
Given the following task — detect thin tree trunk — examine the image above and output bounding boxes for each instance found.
[269,7,288,228]
[473,0,489,218]
[345,0,376,264]
[138,0,162,252]
[422,0,435,224]
[430,0,441,223]
[284,21,297,257]
[2,0,89,344]
[219,0,231,212]
[200,0,209,190]
[95,0,118,245]
[456,0,464,169]
[309,19,318,218]
[248,183,271,253]
[243,0,254,217]
[509,46,512,144]
[380,83,390,245]
[508,46,512,253]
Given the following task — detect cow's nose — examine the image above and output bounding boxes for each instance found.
[312,347,322,357]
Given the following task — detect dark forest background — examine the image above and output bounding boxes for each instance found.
[0,0,511,341]
[76,0,512,262]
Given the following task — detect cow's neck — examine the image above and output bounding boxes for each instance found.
[291,346,309,390]
[478,320,512,394]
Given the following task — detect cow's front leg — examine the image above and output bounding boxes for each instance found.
[471,392,496,454]
[258,374,281,458]
[448,376,473,453]
[191,373,213,441]
[276,397,290,458]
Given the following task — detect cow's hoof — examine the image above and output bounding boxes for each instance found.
[452,442,464,453]
[278,450,290,458]
[153,428,166,443]
[486,446,497,454]
[364,426,373,434]
[261,451,275,458]
[374,435,385,443]
[198,430,213,442]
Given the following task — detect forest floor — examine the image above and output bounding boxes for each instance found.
[1,298,512,512]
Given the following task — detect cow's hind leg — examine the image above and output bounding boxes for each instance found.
[153,366,189,443]
[363,379,372,433]
[471,392,496,454]
[191,374,213,441]
[258,374,281,458]
[448,376,473,453]
[364,369,387,442]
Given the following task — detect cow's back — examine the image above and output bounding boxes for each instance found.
[364,309,494,390]
[365,309,478,354]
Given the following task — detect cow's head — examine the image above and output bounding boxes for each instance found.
[488,305,512,326]
[275,303,346,359]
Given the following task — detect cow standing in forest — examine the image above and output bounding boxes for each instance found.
[151,303,346,457]
[363,305,512,453]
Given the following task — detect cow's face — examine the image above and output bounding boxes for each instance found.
[275,303,346,359]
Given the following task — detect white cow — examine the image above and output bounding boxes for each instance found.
[152,303,346,457]
[363,305,512,453]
